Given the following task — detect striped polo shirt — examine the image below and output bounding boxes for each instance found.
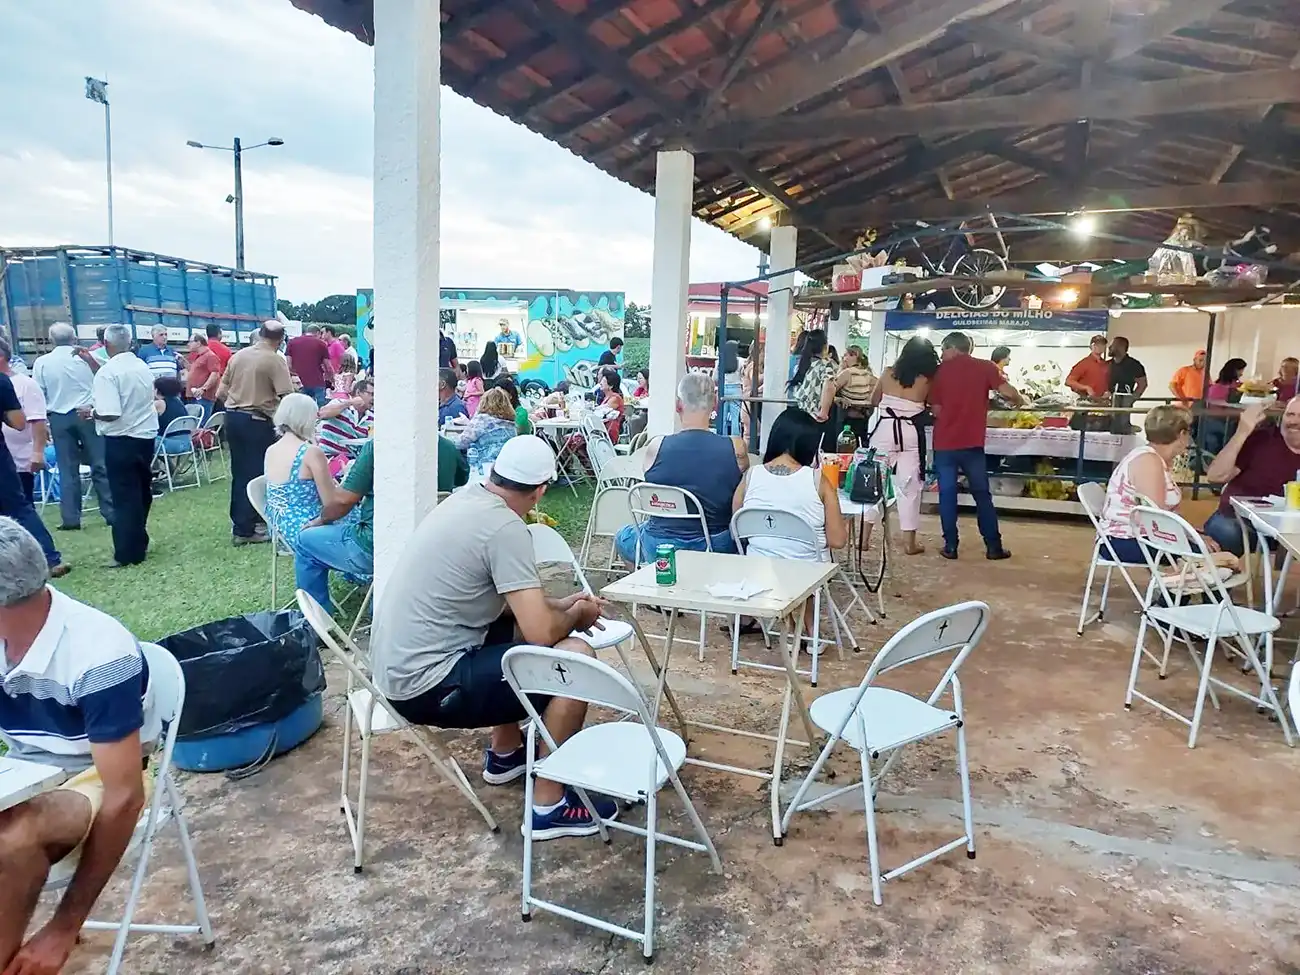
[317,407,372,461]
[0,588,159,772]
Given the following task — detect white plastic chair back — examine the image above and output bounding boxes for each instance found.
[185,404,204,419]
[731,505,822,560]
[529,523,595,596]
[591,485,635,535]
[628,483,711,564]
[161,415,200,438]
[246,475,269,520]
[1077,481,1106,526]
[201,411,226,435]
[627,431,649,453]
[140,643,184,751]
[582,412,612,444]
[503,646,650,736]
[1131,506,1237,602]
[589,436,618,477]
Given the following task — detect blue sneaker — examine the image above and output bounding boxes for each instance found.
[483,746,527,785]
[527,789,619,841]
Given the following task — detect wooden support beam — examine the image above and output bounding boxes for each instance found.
[1105,0,1236,62]
[696,0,781,122]
[947,19,1081,65]
[719,0,1018,119]
[690,68,1297,149]
[1208,48,1300,184]
[821,179,1300,226]
[717,152,846,250]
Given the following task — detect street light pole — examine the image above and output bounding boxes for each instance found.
[186,136,283,271]
[233,137,244,270]
[85,77,114,246]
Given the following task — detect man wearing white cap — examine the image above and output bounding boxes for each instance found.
[371,436,618,840]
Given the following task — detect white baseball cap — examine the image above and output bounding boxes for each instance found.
[491,436,557,487]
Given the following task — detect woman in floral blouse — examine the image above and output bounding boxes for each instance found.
[786,329,837,444]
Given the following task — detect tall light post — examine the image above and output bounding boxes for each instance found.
[186,137,284,270]
[84,77,113,246]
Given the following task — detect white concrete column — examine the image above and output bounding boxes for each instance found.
[867,309,887,375]
[761,224,798,447]
[648,150,693,437]
[827,305,850,356]
[372,0,441,597]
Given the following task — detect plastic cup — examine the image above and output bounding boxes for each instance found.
[1286,481,1300,511]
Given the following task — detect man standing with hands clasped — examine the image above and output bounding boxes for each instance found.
[929,331,1023,562]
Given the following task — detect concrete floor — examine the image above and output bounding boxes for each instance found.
[55,512,1300,975]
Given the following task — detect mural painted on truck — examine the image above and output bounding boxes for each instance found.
[356,288,624,392]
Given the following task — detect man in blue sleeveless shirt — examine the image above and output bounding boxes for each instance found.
[615,372,749,563]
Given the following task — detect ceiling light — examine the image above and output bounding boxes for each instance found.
[1070,212,1097,237]
[1059,288,1079,307]
[758,216,772,231]
[916,327,930,337]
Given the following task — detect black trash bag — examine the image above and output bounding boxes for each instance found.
[158,610,324,740]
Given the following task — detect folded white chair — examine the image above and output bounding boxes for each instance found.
[781,601,990,905]
[502,645,721,961]
[296,590,499,873]
[1124,505,1292,749]
[43,643,215,975]
[528,523,633,650]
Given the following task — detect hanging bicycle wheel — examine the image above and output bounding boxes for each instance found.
[951,248,1009,310]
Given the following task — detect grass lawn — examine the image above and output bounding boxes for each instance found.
[42,468,598,642]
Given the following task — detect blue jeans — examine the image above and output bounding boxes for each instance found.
[295,523,373,615]
[614,523,738,565]
[302,386,328,408]
[0,449,60,567]
[933,447,1002,554]
[721,381,742,436]
[1203,509,1247,557]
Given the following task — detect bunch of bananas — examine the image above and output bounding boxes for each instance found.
[1010,411,1041,429]
[1026,459,1070,500]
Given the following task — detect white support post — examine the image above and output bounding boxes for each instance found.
[648,150,693,437]
[372,0,441,598]
[867,310,887,375]
[761,225,798,447]
[827,306,850,357]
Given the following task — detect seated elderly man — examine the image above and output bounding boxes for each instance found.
[614,371,749,563]
[437,368,468,427]
[0,518,160,972]
[1204,398,1300,554]
[317,378,374,478]
[371,436,616,840]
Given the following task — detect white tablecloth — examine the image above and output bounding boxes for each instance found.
[926,427,1137,462]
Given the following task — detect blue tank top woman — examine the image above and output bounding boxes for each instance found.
[265,442,324,552]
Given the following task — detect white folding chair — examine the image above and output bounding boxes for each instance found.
[580,484,635,580]
[185,403,204,419]
[152,415,202,491]
[781,601,990,905]
[43,643,214,974]
[1076,481,1149,636]
[502,645,721,961]
[1290,663,1300,737]
[1124,506,1292,748]
[729,506,856,686]
[296,590,499,871]
[197,411,228,483]
[529,523,633,651]
[627,483,712,660]
[246,476,291,609]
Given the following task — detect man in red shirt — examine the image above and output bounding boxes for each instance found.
[205,324,233,369]
[1065,335,1110,399]
[285,324,334,406]
[184,333,223,420]
[1204,398,1300,554]
[929,331,1023,560]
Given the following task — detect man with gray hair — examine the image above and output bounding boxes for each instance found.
[136,325,179,381]
[0,517,159,971]
[93,324,159,566]
[32,322,114,531]
[613,371,750,562]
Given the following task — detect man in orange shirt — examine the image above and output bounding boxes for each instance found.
[1169,349,1207,406]
[1066,335,1110,398]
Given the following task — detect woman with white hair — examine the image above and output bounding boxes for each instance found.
[263,392,341,552]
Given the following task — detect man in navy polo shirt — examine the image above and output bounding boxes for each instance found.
[0,518,159,972]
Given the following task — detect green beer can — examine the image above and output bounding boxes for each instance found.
[654,544,677,586]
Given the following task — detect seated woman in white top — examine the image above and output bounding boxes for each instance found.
[1097,405,1199,563]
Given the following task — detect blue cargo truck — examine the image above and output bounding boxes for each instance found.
[0,245,277,355]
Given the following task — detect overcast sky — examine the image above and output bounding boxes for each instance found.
[0,0,762,304]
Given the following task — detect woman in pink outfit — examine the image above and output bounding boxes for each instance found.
[867,337,940,555]
[462,360,485,416]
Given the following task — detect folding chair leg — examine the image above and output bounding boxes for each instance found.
[955,723,976,859]
[169,776,215,944]
[779,735,838,836]
[105,798,165,975]
[1187,637,1220,749]
[1077,553,1100,636]
[810,591,821,687]
[270,540,278,610]
[696,611,706,662]
[859,746,884,906]
[521,745,536,921]
[1124,614,1150,708]
[340,700,354,811]
[348,582,375,641]
[730,614,741,675]
[1099,565,1114,620]
[642,785,657,961]
[354,730,374,872]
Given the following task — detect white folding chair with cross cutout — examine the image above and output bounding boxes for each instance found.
[42,643,214,974]
[528,523,634,654]
[1076,481,1149,635]
[729,506,856,686]
[781,601,989,905]
[627,482,713,660]
[501,645,721,961]
[296,589,499,871]
[579,484,635,581]
[1124,506,1292,748]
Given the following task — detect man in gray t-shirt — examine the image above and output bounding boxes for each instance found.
[371,436,618,840]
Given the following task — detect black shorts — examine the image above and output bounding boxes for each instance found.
[388,642,553,730]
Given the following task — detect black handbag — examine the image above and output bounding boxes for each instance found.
[849,453,884,504]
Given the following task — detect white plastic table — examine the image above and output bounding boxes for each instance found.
[601,550,839,844]
[0,756,68,812]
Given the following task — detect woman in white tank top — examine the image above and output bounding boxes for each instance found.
[731,409,849,563]
[1097,405,1194,563]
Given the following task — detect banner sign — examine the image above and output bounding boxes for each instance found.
[884,308,1111,332]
